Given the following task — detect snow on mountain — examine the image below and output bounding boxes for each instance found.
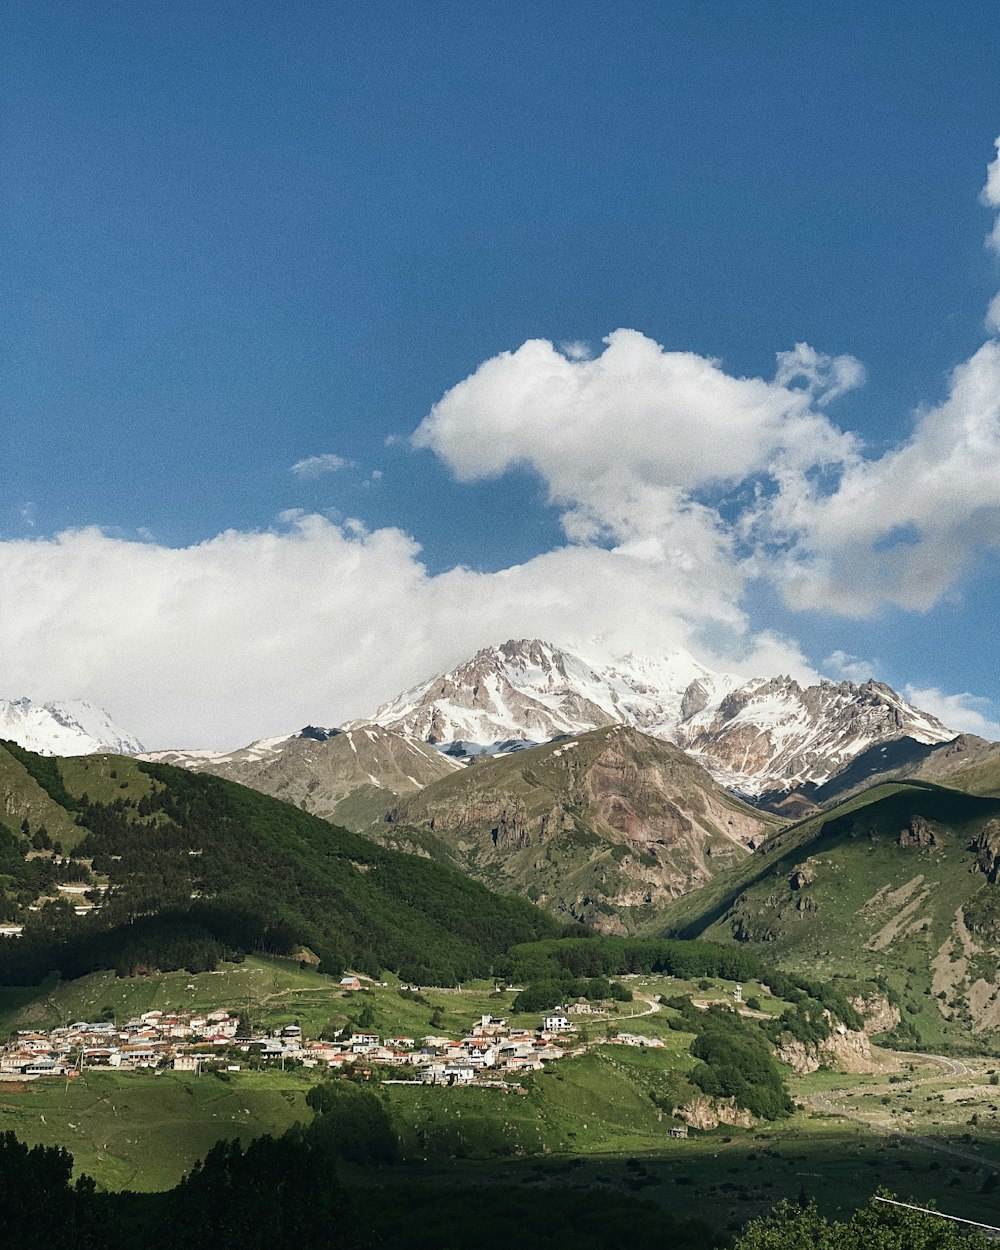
[0,697,145,756]
[357,638,733,747]
[360,639,956,796]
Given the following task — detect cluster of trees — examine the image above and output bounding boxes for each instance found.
[499,936,769,985]
[0,1132,115,1250]
[0,820,85,919]
[666,999,794,1121]
[512,976,632,1012]
[737,1196,993,1249]
[0,753,560,988]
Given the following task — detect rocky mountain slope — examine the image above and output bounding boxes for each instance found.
[0,697,144,756]
[142,726,462,828]
[361,639,955,797]
[791,733,1000,810]
[367,724,781,933]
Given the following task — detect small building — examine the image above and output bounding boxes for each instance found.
[542,1014,571,1032]
[669,1126,689,1139]
[444,1063,475,1084]
[339,976,362,990]
[173,1054,199,1072]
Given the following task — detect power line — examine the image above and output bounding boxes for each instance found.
[874,1195,1000,1236]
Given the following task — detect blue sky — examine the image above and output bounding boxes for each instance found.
[3,2,1000,747]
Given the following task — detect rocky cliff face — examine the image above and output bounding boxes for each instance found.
[773,997,900,1075]
[677,1095,757,1130]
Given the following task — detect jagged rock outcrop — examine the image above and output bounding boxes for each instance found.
[677,1095,757,1130]
[775,1024,882,1075]
[850,992,901,1037]
[972,820,1000,882]
[898,815,938,848]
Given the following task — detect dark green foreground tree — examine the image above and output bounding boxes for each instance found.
[0,1132,117,1250]
[735,1195,992,1249]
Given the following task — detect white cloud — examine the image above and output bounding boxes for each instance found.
[559,340,592,361]
[765,339,1000,615]
[823,650,877,683]
[981,136,1000,279]
[0,516,798,750]
[773,342,866,406]
[290,453,356,478]
[982,138,1000,217]
[904,685,1000,741]
[413,330,859,575]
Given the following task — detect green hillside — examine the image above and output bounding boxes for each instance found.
[0,744,560,988]
[655,780,1000,1051]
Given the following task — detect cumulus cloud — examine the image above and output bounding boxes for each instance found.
[904,685,1000,740]
[982,136,1000,249]
[290,453,356,477]
[823,650,877,683]
[413,329,860,579]
[765,339,1000,614]
[559,340,592,361]
[2,515,814,749]
[773,342,866,406]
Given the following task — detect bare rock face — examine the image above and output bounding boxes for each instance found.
[774,996,900,1075]
[678,1095,757,1130]
[774,1024,882,1076]
[850,992,901,1037]
[972,820,1000,882]
[898,815,938,848]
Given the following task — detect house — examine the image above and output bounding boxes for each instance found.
[444,1063,475,1084]
[472,1015,508,1037]
[542,1014,571,1032]
[669,1126,689,1139]
[339,976,362,990]
[173,1055,199,1072]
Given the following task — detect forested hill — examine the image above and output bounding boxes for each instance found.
[0,745,562,986]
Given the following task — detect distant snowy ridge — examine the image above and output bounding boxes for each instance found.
[0,697,145,756]
[358,639,955,796]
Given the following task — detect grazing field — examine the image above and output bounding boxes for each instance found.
[0,1068,314,1191]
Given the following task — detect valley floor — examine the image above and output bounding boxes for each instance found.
[4,958,1000,1233]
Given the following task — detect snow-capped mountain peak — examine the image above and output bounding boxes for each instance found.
[0,698,145,756]
[358,639,955,796]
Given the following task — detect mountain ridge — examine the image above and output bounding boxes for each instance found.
[360,638,956,797]
[0,698,144,756]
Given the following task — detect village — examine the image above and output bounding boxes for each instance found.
[0,975,670,1088]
